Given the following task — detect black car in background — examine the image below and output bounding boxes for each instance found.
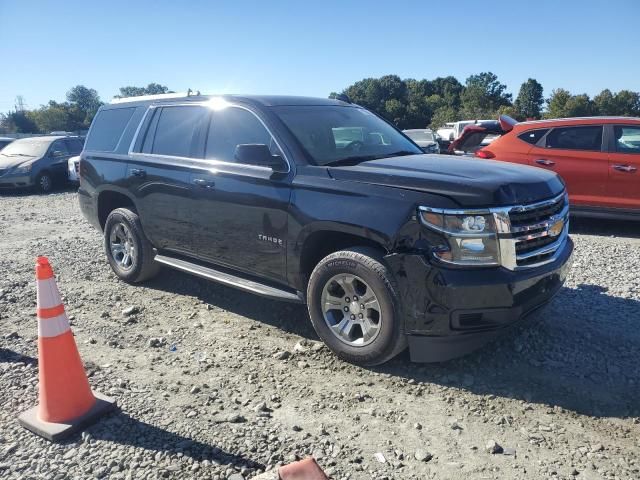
[0,136,83,192]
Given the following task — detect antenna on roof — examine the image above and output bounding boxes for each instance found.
[334,93,352,104]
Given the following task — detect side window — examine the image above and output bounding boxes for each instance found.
[151,106,207,157]
[65,139,83,154]
[518,129,549,145]
[85,107,136,152]
[614,126,640,154]
[50,140,69,156]
[205,107,279,163]
[546,126,603,151]
[141,108,160,154]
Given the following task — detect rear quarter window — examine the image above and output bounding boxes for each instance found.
[85,107,136,152]
[517,129,549,145]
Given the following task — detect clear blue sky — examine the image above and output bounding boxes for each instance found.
[1,0,638,112]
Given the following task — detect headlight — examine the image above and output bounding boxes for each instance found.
[419,207,500,266]
[13,164,32,174]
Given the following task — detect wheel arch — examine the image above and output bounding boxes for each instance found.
[297,227,390,288]
[97,189,137,230]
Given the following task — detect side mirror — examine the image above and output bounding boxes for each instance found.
[234,144,288,173]
[51,150,64,158]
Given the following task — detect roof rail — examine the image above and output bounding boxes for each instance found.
[110,89,201,104]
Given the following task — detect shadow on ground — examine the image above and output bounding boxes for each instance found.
[146,270,316,340]
[0,347,37,366]
[78,411,264,470]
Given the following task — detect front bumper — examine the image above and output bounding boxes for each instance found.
[0,173,33,189]
[386,236,574,362]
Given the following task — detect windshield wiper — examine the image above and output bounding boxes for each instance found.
[385,150,420,157]
[324,155,381,167]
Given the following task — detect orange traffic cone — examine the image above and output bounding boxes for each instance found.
[253,457,329,480]
[18,257,116,441]
[278,458,329,480]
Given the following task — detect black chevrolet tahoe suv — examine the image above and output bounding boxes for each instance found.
[78,93,573,365]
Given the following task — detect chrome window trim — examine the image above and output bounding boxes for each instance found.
[127,101,292,175]
[418,191,570,271]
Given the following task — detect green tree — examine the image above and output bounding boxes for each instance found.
[29,101,74,132]
[429,106,458,129]
[116,83,173,98]
[460,72,512,119]
[430,76,464,110]
[514,78,544,119]
[545,90,596,118]
[545,88,572,118]
[66,85,102,128]
[593,89,616,115]
[0,111,39,133]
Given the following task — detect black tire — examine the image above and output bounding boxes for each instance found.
[307,247,407,366]
[35,171,53,193]
[104,208,160,283]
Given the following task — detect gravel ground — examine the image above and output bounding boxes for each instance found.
[0,189,639,480]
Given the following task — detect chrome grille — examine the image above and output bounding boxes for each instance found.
[502,192,569,269]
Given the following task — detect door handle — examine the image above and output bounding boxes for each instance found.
[193,178,215,188]
[130,168,146,177]
[613,164,637,173]
[535,159,555,166]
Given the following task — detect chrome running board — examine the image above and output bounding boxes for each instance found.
[154,254,304,303]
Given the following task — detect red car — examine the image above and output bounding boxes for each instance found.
[452,116,640,219]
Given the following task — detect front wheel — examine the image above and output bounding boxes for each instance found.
[35,172,53,193]
[307,248,407,366]
[104,208,160,283]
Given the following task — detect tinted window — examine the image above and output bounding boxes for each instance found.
[518,129,549,145]
[546,126,602,151]
[206,107,278,163]
[152,106,207,157]
[65,139,84,154]
[141,109,160,154]
[86,107,135,152]
[614,126,640,154]
[50,140,69,155]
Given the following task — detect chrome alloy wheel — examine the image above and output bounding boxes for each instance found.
[320,274,382,347]
[109,222,135,270]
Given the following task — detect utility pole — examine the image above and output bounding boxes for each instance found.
[15,95,25,112]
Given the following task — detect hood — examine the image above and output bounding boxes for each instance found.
[327,154,565,207]
[0,153,38,169]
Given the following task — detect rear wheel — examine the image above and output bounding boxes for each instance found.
[307,248,407,366]
[104,208,160,283]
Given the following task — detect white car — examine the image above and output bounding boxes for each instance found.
[68,155,80,183]
[403,129,440,153]
[436,122,456,141]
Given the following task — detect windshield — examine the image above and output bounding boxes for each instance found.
[404,130,434,142]
[272,105,422,166]
[0,138,51,157]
